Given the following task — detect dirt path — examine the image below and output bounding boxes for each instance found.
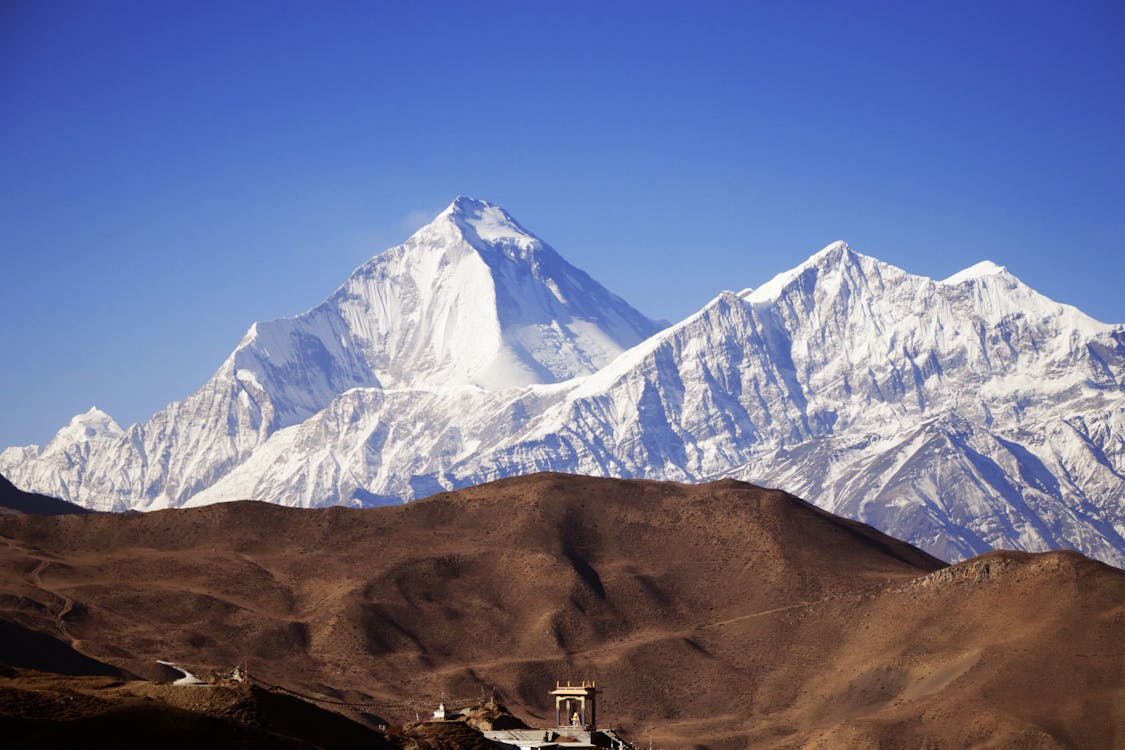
[388,592,856,688]
[21,552,78,645]
[696,595,838,630]
[29,557,49,585]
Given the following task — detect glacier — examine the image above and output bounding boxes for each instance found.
[2,198,1123,567]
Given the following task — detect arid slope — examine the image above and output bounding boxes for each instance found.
[0,473,1121,748]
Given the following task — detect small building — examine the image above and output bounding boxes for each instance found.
[480,680,629,750]
[550,680,596,731]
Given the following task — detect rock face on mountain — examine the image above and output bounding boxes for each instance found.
[0,474,1121,749]
[2,198,1123,565]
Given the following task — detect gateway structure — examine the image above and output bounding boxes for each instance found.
[551,680,596,730]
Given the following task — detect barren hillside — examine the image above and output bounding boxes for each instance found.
[0,474,1121,748]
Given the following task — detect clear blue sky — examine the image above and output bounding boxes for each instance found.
[2,0,1123,448]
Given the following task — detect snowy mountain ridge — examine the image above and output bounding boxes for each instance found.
[229,195,661,417]
[0,197,661,510]
[3,198,1123,566]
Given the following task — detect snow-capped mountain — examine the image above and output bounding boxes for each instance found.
[0,197,661,511]
[3,200,1123,566]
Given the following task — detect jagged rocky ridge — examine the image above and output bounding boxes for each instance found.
[3,197,1123,565]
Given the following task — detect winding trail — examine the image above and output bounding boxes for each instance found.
[376,591,861,691]
[12,543,79,646]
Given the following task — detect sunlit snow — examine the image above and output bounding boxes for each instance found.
[2,200,1122,567]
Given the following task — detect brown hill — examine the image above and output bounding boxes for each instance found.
[0,667,389,749]
[0,473,1121,748]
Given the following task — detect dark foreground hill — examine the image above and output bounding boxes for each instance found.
[0,667,389,749]
[0,473,1121,748]
[0,473,90,516]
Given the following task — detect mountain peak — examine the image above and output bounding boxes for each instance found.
[436,195,538,256]
[49,407,123,448]
[443,194,495,215]
[224,194,662,414]
[72,406,119,431]
[746,240,869,303]
[811,239,854,260]
[941,260,1008,285]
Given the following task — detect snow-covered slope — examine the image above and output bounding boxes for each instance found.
[0,197,660,510]
[3,208,1123,567]
[225,195,661,418]
[183,243,1125,566]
